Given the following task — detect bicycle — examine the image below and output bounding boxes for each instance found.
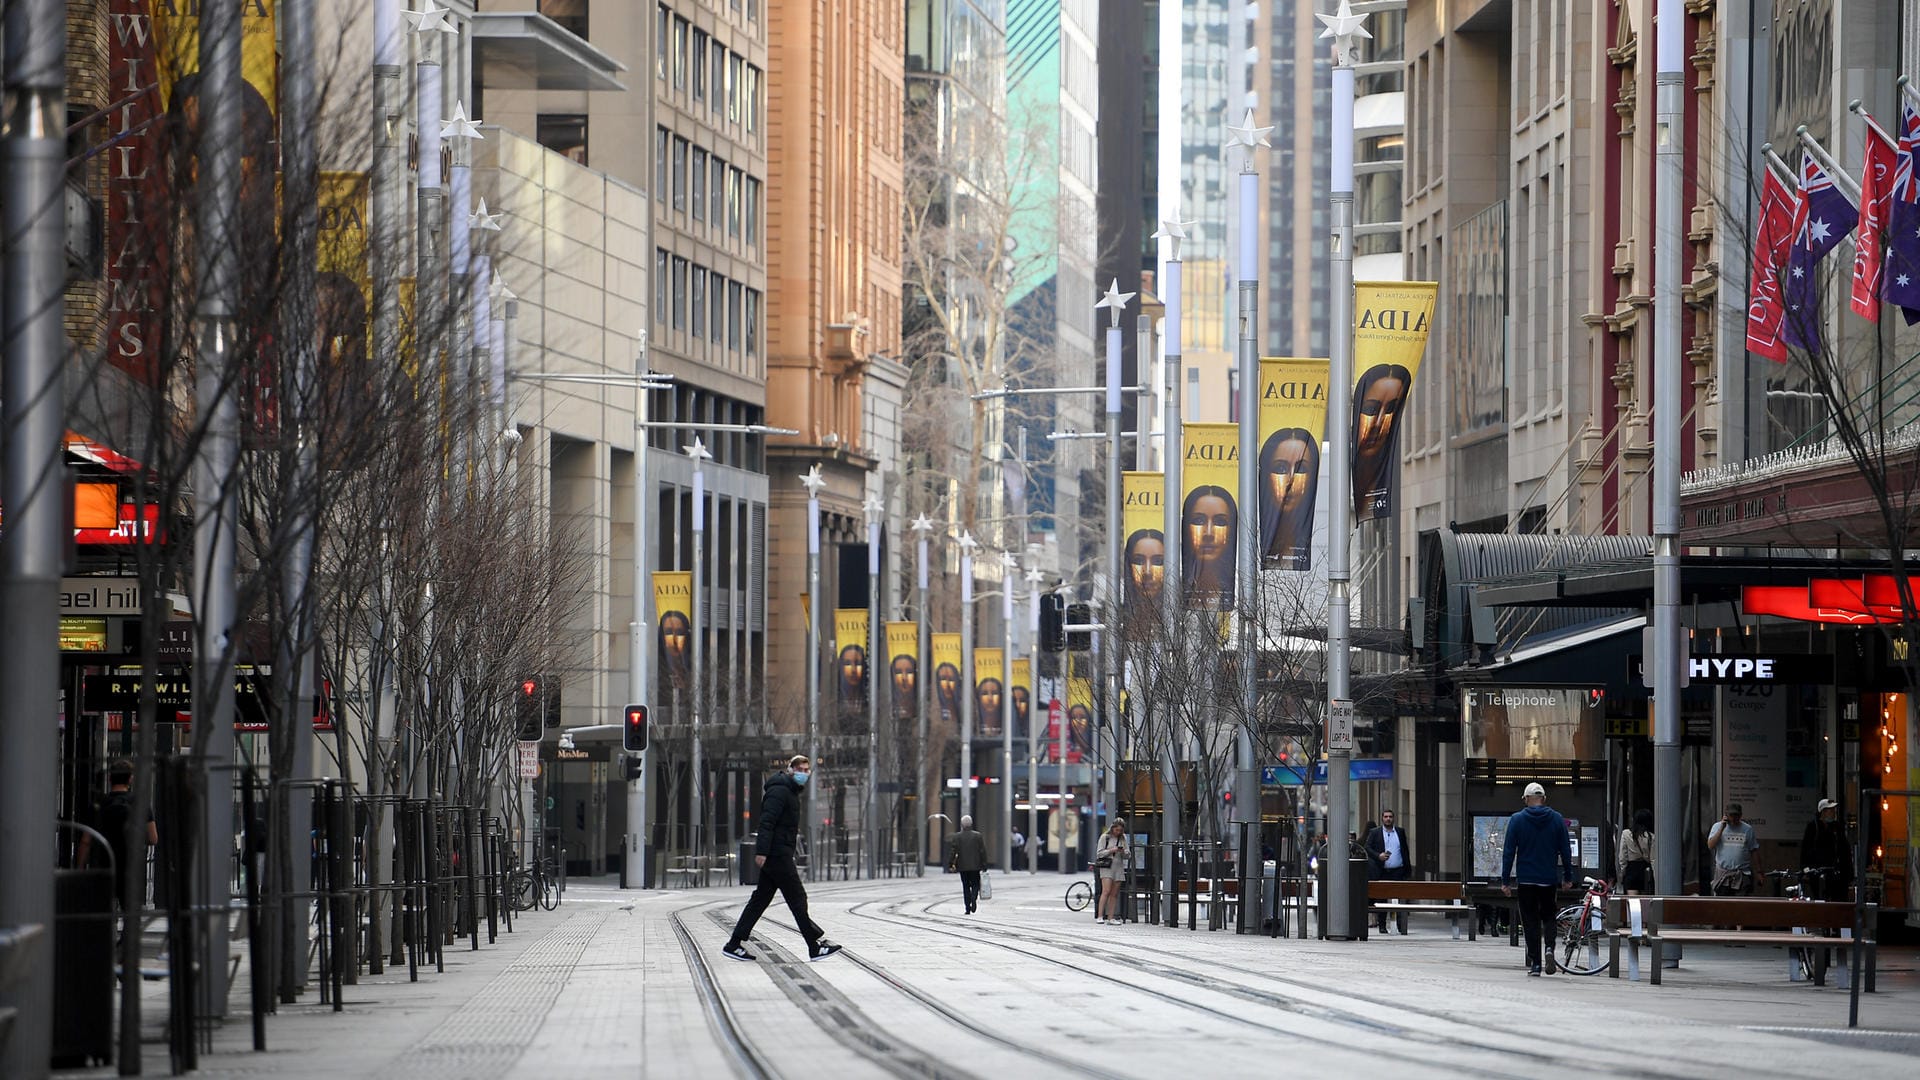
[1064,875,1094,912]
[1553,876,1613,975]
[509,853,559,912]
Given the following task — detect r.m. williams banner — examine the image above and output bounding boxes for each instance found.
[1122,471,1166,625]
[651,572,692,692]
[834,609,869,712]
[932,633,963,726]
[1010,657,1032,743]
[1350,282,1437,520]
[886,621,918,719]
[972,648,1004,739]
[1258,358,1330,570]
[1180,424,1239,611]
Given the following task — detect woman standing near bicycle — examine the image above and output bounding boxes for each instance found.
[1617,808,1654,895]
[1094,820,1130,924]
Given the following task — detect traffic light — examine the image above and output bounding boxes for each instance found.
[515,678,542,742]
[543,676,562,728]
[1066,603,1092,651]
[624,754,644,781]
[623,703,650,753]
[1040,593,1066,652]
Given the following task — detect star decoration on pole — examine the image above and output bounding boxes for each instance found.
[470,198,502,232]
[957,531,978,556]
[683,437,712,463]
[1317,0,1372,65]
[910,514,935,536]
[800,464,827,496]
[1024,565,1046,587]
[441,101,483,141]
[1225,108,1275,152]
[862,495,885,525]
[1095,278,1136,327]
[1152,216,1197,260]
[406,0,458,35]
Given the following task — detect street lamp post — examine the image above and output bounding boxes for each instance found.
[686,438,713,864]
[1096,279,1134,835]
[958,531,978,821]
[802,465,827,879]
[912,515,935,875]
[1000,550,1019,871]
[1152,215,1189,917]
[1319,0,1371,940]
[864,495,885,879]
[1025,564,1044,874]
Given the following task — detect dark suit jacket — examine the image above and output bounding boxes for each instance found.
[947,829,988,872]
[1365,825,1411,876]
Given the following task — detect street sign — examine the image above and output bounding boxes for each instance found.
[1262,758,1394,786]
[518,743,540,779]
[1328,699,1355,751]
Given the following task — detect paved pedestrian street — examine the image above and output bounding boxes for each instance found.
[68,875,1920,1079]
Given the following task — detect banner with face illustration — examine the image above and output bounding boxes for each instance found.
[652,572,692,692]
[973,648,1004,738]
[834,609,870,712]
[932,633,963,726]
[1351,281,1438,519]
[886,621,918,719]
[1258,358,1330,570]
[1047,675,1093,763]
[1122,471,1167,626]
[1010,657,1032,742]
[1180,423,1240,611]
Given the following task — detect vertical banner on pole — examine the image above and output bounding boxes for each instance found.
[1349,282,1438,520]
[1258,358,1330,570]
[1063,676,1094,763]
[834,609,870,713]
[933,633,963,726]
[1011,657,1032,743]
[973,648,1005,738]
[1180,423,1240,610]
[1122,471,1167,626]
[317,172,372,438]
[652,572,692,691]
[886,622,918,719]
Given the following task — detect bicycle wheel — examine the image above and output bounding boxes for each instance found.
[1065,880,1094,912]
[1554,905,1611,975]
[539,874,559,911]
[509,870,537,912]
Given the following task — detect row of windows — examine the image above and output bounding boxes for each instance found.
[653,249,761,361]
[655,127,762,249]
[659,6,763,141]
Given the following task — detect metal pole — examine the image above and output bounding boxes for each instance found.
[689,442,709,865]
[867,500,883,879]
[914,518,931,875]
[1136,314,1156,470]
[1104,303,1126,834]
[1026,567,1042,874]
[1001,553,1017,872]
[1324,18,1362,941]
[1160,239,1185,914]
[960,535,977,821]
[191,0,244,1017]
[0,0,66,1069]
[805,468,824,879]
[1652,0,1686,900]
[1059,628,1071,873]
[1234,151,1262,932]
[627,337,652,888]
[416,21,447,458]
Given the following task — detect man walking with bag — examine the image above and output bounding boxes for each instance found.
[722,755,843,962]
[1500,782,1576,976]
[947,814,988,913]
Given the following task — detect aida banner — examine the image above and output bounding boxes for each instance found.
[972,648,1005,738]
[932,633,963,725]
[1011,657,1032,743]
[1259,358,1330,570]
[651,572,692,692]
[318,172,373,440]
[1047,676,1092,763]
[1122,471,1167,622]
[1180,423,1239,611]
[1351,281,1438,520]
[886,621,918,719]
[834,609,870,712]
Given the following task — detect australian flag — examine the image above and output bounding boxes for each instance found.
[1782,152,1859,353]
[1884,98,1920,321]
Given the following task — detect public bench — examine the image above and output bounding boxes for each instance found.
[1606,895,1876,987]
[1367,880,1476,940]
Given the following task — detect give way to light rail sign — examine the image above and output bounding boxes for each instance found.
[1328,699,1355,752]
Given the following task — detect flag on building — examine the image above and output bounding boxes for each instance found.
[1852,124,1897,320]
[1745,168,1797,361]
[1781,152,1858,353]
[1884,97,1920,320]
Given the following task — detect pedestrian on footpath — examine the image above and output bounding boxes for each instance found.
[722,755,842,963]
[1366,809,1411,934]
[947,815,988,913]
[1616,808,1654,895]
[1799,798,1853,901]
[1500,781,1575,976]
[1012,826,1027,870]
[1093,820,1130,924]
[1707,802,1760,896]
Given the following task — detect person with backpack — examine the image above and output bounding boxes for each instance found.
[1500,782,1577,976]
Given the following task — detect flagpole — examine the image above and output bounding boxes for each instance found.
[1795,127,1862,201]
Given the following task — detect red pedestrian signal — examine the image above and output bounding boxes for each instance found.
[515,678,543,741]
[623,703,649,753]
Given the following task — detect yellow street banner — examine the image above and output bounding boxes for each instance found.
[973,648,1005,738]
[834,609,870,711]
[1259,358,1330,570]
[318,172,372,439]
[1180,423,1239,610]
[652,572,692,691]
[886,622,918,719]
[932,633,963,725]
[1049,675,1094,763]
[1350,281,1437,520]
[1122,471,1167,622]
[1011,657,1032,741]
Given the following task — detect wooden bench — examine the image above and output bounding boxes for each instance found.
[1367,880,1476,940]
[1607,896,1877,987]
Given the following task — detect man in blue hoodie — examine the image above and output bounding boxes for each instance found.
[1500,781,1577,976]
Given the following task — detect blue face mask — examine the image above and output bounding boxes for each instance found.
[793,771,810,786]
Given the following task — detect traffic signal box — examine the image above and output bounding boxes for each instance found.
[623,703,650,753]
[515,679,542,742]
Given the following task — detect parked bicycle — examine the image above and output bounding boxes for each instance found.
[1064,870,1095,913]
[509,853,559,913]
[1554,876,1612,975]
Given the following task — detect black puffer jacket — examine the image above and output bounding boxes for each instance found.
[754,772,806,857]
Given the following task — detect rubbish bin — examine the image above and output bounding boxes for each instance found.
[1316,856,1370,941]
[739,841,760,886]
[54,868,115,1067]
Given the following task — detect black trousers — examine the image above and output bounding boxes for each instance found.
[1516,883,1558,967]
[730,854,823,947]
[960,870,981,912]
[1374,864,1410,931]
